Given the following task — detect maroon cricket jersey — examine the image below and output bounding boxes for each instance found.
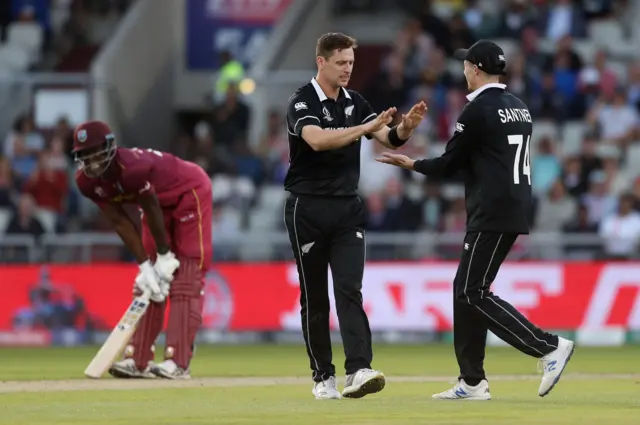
[75,147,208,208]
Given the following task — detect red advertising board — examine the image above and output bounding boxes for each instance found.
[1,262,639,333]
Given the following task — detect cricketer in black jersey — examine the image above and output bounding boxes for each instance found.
[283,32,427,400]
[412,82,533,234]
[376,40,575,400]
[285,78,377,197]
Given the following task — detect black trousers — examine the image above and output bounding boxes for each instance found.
[284,193,372,382]
[454,232,559,385]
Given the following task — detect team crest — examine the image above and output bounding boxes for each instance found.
[345,105,354,117]
[77,130,87,142]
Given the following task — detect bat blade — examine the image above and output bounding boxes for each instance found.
[84,296,150,379]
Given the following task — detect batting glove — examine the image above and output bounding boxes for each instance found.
[135,260,165,303]
[154,251,180,284]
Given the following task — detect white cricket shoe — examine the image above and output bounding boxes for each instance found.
[150,360,191,380]
[342,368,386,399]
[538,336,575,397]
[432,379,491,400]
[312,376,342,400]
[108,358,156,379]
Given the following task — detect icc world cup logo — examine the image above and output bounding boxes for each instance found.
[201,270,234,330]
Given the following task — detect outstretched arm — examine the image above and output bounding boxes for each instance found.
[372,101,428,150]
[100,201,167,301]
[375,129,474,178]
[138,192,180,289]
[298,109,396,151]
[376,103,478,178]
[138,193,170,255]
[124,157,180,286]
[100,203,149,264]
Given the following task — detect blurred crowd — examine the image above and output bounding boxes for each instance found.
[355,0,640,260]
[0,114,85,235]
[12,266,98,344]
[178,0,640,261]
[0,0,131,70]
[3,0,640,262]
[0,0,131,262]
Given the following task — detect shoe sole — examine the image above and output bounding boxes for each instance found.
[539,342,576,397]
[342,374,386,399]
[313,393,342,400]
[432,394,491,401]
[108,367,134,379]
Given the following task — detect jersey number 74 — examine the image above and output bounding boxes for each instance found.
[508,134,531,185]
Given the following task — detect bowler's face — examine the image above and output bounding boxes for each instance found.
[319,48,354,88]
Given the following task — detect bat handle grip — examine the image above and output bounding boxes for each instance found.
[141,288,151,301]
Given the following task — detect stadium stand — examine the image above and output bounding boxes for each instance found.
[0,0,132,262]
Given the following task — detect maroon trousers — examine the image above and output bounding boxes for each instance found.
[126,183,212,370]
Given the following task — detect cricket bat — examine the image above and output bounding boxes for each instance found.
[84,293,151,379]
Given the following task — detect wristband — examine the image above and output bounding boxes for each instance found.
[156,251,172,261]
[388,125,409,147]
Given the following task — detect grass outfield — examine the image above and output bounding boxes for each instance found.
[1,344,639,424]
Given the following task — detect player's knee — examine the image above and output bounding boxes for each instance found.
[303,294,331,312]
[454,286,482,305]
[333,282,363,305]
[169,259,203,298]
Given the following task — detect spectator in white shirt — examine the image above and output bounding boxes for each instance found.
[587,89,639,148]
[359,135,402,197]
[599,193,640,260]
[539,0,588,41]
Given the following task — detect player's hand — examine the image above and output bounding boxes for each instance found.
[135,260,165,302]
[375,152,416,170]
[363,107,396,134]
[400,101,427,130]
[154,250,180,287]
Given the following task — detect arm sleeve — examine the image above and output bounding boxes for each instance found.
[286,94,321,137]
[75,173,102,204]
[122,159,156,196]
[354,92,377,140]
[413,104,481,178]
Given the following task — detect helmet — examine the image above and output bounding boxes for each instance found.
[72,120,117,177]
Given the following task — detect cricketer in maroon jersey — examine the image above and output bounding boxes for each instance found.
[73,120,212,380]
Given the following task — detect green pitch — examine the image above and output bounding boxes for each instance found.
[1,344,639,424]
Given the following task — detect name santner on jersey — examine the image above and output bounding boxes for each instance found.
[498,108,533,123]
[412,83,534,234]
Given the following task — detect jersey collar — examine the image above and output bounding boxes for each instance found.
[311,78,351,102]
[466,83,507,102]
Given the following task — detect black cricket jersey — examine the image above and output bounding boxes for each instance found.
[284,78,377,197]
[413,83,533,234]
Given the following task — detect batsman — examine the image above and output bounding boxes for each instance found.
[74,120,213,380]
